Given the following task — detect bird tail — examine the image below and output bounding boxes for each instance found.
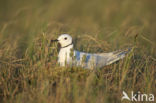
[106,47,132,65]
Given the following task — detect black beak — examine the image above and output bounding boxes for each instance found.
[51,39,58,43]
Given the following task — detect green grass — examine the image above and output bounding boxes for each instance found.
[0,0,156,103]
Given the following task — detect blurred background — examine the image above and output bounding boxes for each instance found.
[0,0,155,57]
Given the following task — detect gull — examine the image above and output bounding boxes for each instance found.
[51,34,131,69]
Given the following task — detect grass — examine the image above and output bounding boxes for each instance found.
[0,0,156,103]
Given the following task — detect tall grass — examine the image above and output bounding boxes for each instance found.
[0,0,155,103]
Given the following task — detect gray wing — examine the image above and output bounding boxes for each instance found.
[97,48,132,66]
[74,48,131,69]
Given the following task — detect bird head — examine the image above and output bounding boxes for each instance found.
[51,34,73,48]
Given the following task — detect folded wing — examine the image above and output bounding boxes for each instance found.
[74,48,131,69]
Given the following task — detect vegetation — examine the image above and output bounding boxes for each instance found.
[0,0,155,103]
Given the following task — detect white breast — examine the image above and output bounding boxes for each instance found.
[58,45,73,66]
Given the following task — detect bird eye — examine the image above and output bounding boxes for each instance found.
[64,37,67,40]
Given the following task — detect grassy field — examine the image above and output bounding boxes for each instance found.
[0,0,156,103]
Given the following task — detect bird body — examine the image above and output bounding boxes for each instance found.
[53,34,131,69]
[58,44,73,66]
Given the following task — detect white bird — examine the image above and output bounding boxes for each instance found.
[52,34,131,69]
